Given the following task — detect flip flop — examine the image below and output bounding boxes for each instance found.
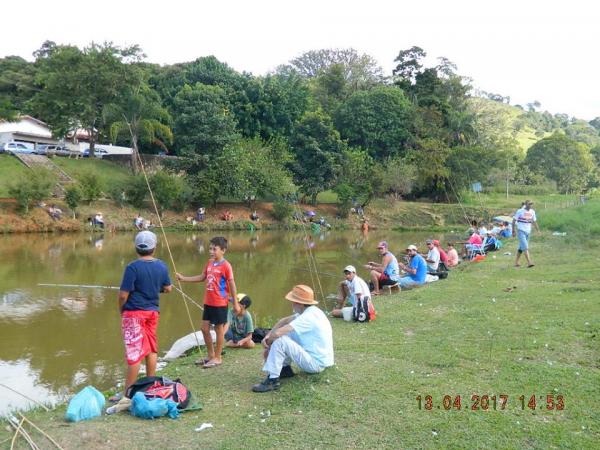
[195,358,210,366]
[527,264,535,268]
[108,392,123,403]
[202,361,222,369]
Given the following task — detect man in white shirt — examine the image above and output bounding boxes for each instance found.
[425,239,440,273]
[512,200,541,267]
[331,265,371,318]
[253,285,334,393]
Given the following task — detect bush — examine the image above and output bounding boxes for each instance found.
[8,168,56,214]
[79,172,104,203]
[272,199,293,221]
[124,176,148,209]
[107,182,128,208]
[64,184,83,217]
[149,171,184,217]
[333,183,354,218]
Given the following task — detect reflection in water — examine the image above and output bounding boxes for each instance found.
[0,229,440,414]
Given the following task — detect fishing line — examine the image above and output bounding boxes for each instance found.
[133,147,202,351]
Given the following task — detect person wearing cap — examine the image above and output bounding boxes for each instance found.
[365,241,400,295]
[397,244,428,289]
[512,199,540,267]
[93,212,104,229]
[114,231,173,401]
[424,239,440,274]
[252,285,334,393]
[224,294,255,348]
[331,265,371,318]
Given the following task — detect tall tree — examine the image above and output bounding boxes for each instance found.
[171,83,238,156]
[31,42,142,156]
[106,77,173,173]
[285,48,383,90]
[525,132,594,193]
[0,56,36,120]
[289,111,345,204]
[334,85,414,159]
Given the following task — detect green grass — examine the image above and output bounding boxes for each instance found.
[53,157,132,188]
[0,154,28,196]
[460,192,580,212]
[3,223,599,448]
[539,198,600,235]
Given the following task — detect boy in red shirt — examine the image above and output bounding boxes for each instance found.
[177,236,239,368]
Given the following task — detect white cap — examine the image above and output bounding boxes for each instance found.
[343,265,356,273]
[406,244,418,251]
[135,231,157,250]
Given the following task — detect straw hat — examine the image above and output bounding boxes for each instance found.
[285,284,318,305]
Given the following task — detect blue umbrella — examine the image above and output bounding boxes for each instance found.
[306,210,316,217]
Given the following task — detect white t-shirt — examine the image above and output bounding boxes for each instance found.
[346,275,371,304]
[426,247,440,271]
[514,208,536,233]
[290,306,334,368]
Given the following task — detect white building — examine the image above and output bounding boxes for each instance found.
[0,116,58,149]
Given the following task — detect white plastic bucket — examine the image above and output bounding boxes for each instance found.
[342,307,353,322]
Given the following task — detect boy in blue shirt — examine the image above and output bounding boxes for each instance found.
[116,231,172,398]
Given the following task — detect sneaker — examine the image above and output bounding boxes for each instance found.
[252,376,280,393]
[279,365,295,379]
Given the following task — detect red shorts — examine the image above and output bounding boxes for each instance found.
[121,310,159,366]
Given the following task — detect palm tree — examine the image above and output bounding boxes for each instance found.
[106,82,173,174]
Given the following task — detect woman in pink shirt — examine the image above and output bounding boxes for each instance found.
[446,242,459,267]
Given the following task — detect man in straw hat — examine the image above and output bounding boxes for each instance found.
[252,285,334,393]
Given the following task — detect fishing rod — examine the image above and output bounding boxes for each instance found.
[37,283,203,310]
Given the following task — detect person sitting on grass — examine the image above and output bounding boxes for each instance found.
[331,265,370,318]
[365,241,400,295]
[252,284,334,393]
[446,242,460,267]
[112,231,173,402]
[424,239,440,274]
[397,244,428,290]
[134,214,144,230]
[224,294,255,349]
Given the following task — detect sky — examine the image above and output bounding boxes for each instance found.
[2,0,598,120]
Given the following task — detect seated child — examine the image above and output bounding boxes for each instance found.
[224,294,255,348]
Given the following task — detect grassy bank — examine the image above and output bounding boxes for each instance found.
[2,225,598,449]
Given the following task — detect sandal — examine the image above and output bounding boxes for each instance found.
[202,360,222,369]
[195,358,210,366]
[108,392,123,403]
[527,264,535,268]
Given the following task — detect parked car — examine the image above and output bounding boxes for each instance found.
[36,144,74,156]
[1,142,36,154]
[82,148,108,158]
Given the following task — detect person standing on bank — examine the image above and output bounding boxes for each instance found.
[512,200,541,268]
[252,285,334,393]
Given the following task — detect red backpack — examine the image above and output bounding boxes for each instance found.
[126,376,192,409]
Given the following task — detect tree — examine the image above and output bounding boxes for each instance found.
[289,111,345,204]
[392,46,427,90]
[217,138,294,203]
[31,42,142,157]
[148,170,185,217]
[525,133,594,193]
[334,147,379,209]
[285,48,383,89]
[0,56,36,120]
[334,86,414,160]
[107,78,173,173]
[8,168,56,214]
[172,83,238,156]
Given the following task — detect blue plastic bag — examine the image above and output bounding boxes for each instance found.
[130,392,179,419]
[65,386,105,422]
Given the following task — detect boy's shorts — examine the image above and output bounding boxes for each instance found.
[203,305,228,325]
[224,329,244,343]
[121,310,159,366]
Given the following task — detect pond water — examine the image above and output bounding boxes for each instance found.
[0,229,446,414]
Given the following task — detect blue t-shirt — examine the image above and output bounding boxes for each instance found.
[408,254,427,284]
[120,259,171,312]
